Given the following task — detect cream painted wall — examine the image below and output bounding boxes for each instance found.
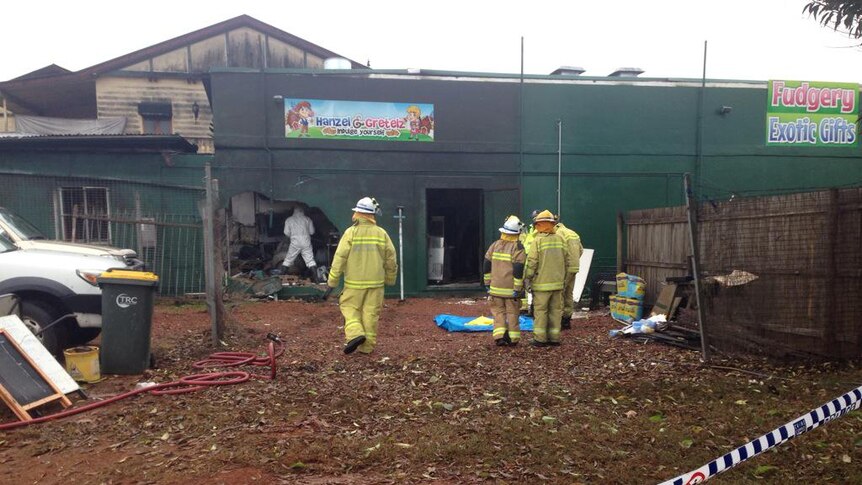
[96,76,213,153]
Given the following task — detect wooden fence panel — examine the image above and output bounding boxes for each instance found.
[625,187,862,359]
[625,206,688,303]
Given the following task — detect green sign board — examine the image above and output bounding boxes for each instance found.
[284,99,434,142]
[766,80,859,147]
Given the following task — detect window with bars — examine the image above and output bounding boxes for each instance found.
[57,187,111,243]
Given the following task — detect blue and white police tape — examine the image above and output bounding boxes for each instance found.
[659,384,862,485]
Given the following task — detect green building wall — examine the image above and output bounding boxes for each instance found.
[2,69,858,299]
[521,81,860,274]
[0,151,209,295]
[207,69,861,296]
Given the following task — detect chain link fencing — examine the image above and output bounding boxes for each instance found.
[0,171,205,296]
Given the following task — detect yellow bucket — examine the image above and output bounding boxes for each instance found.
[64,346,101,383]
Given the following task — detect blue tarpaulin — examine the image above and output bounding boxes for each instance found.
[434,314,534,332]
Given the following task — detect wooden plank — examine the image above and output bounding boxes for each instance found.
[0,329,70,422]
[22,394,68,411]
[0,315,79,395]
[0,382,30,421]
[626,260,688,270]
[616,212,624,274]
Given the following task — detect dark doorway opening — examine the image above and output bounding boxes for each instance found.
[227,192,339,283]
[426,188,482,286]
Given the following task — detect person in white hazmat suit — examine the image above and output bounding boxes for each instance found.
[281,206,318,282]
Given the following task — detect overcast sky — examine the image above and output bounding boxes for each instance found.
[3,0,862,83]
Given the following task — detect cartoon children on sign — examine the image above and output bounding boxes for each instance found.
[286,101,315,137]
[405,105,421,141]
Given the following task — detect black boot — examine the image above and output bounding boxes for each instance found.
[308,266,319,284]
[561,317,571,330]
[530,340,548,347]
[495,338,508,347]
[344,335,366,354]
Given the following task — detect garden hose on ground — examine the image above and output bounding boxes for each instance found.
[0,334,285,431]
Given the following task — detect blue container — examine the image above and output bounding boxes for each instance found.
[616,273,646,300]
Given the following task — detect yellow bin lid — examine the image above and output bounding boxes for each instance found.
[99,269,159,282]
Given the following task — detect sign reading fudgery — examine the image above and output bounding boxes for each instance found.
[284,99,434,142]
[766,80,858,147]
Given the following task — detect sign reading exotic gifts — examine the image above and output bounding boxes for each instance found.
[284,99,434,142]
[766,80,859,147]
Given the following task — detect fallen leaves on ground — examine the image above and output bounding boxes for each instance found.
[2,297,862,484]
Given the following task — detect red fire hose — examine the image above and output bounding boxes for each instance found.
[0,336,285,431]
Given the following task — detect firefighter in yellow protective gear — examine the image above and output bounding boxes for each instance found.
[518,210,540,312]
[327,197,398,354]
[555,218,583,330]
[524,210,571,346]
[483,215,527,346]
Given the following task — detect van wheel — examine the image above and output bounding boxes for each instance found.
[20,300,71,355]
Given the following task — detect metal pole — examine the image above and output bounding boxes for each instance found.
[134,191,143,259]
[556,119,562,217]
[225,203,231,280]
[696,40,707,190]
[395,206,406,301]
[684,173,710,361]
[518,37,525,215]
[203,163,219,346]
[259,71,276,229]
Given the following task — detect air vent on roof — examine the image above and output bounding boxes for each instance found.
[550,66,586,76]
[608,67,644,77]
[324,58,352,70]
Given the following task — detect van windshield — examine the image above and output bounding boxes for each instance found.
[0,234,18,253]
[0,208,47,240]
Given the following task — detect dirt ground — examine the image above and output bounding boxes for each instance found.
[2,296,862,484]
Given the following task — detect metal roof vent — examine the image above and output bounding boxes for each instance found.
[550,66,586,76]
[608,67,644,77]
[323,57,352,70]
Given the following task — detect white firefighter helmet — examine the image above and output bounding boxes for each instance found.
[352,196,381,215]
[499,215,524,235]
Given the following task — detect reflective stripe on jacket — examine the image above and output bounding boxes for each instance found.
[327,218,397,289]
[555,223,583,273]
[483,237,526,298]
[525,232,570,291]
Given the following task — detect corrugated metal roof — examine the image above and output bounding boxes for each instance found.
[212,67,780,88]
[0,134,198,152]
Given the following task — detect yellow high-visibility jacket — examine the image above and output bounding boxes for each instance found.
[525,231,570,291]
[327,218,397,289]
[519,225,537,255]
[483,236,527,298]
[555,223,583,273]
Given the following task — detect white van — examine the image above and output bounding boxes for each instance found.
[0,206,142,268]
[0,234,126,354]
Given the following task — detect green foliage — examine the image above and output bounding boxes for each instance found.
[805,1,862,38]
[753,464,779,477]
[649,413,666,423]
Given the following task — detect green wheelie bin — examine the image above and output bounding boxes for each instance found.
[97,270,159,374]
